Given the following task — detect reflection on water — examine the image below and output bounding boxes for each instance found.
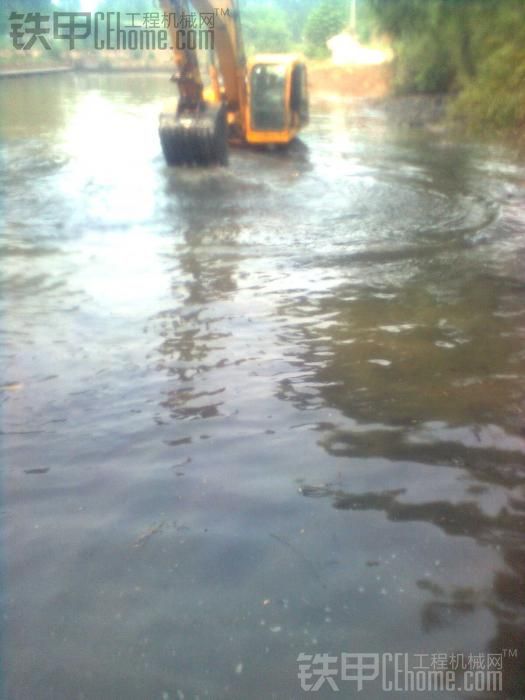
[1,74,525,699]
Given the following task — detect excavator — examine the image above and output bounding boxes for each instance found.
[158,0,309,165]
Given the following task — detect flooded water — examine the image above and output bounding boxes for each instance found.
[2,74,525,699]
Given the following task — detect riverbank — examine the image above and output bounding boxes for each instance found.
[0,62,172,77]
[307,64,452,135]
[0,47,172,76]
[0,65,73,78]
[364,93,449,128]
[307,65,523,150]
[308,62,392,99]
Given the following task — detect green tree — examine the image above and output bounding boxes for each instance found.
[304,0,348,58]
[368,0,458,93]
[239,0,320,43]
[240,4,293,55]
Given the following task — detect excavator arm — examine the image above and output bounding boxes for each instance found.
[158,0,247,164]
[192,0,247,120]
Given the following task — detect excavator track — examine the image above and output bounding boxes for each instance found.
[159,104,228,167]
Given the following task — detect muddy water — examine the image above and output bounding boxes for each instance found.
[1,74,525,700]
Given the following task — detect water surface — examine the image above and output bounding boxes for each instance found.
[1,74,525,699]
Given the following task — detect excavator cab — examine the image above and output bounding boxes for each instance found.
[246,55,309,145]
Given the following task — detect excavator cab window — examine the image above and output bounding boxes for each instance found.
[250,64,287,131]
[290,64,309,125]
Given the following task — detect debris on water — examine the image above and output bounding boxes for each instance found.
[417,579,445,596]
[298,485,330,497]
[368,359,392,366]
[235,663,243,674]
[24,468,49,475]
[166,437,191,447]
[133,521,165,548]
[270,532,325,587]
[379,324,416,334]
[262,599,271,606]
[1,383,23,392]
[269,625,282,633]
[171,458,191,471]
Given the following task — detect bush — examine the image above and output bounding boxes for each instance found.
[449,1,525,132]
[392,33,455,94]
[451,44,525,131]
[369,0,525,131]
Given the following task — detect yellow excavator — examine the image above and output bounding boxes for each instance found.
[158,0,309,165]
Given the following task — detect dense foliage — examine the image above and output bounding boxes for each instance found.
[239,0,372,56]
[368,0,525,132]
[303,0,348,58]
[239,4,293,54]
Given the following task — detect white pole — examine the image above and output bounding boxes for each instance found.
[350,0,356,33]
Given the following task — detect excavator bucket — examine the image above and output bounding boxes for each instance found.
[159,104,228,167]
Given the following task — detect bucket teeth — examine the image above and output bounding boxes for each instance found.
[159,104,228,166]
